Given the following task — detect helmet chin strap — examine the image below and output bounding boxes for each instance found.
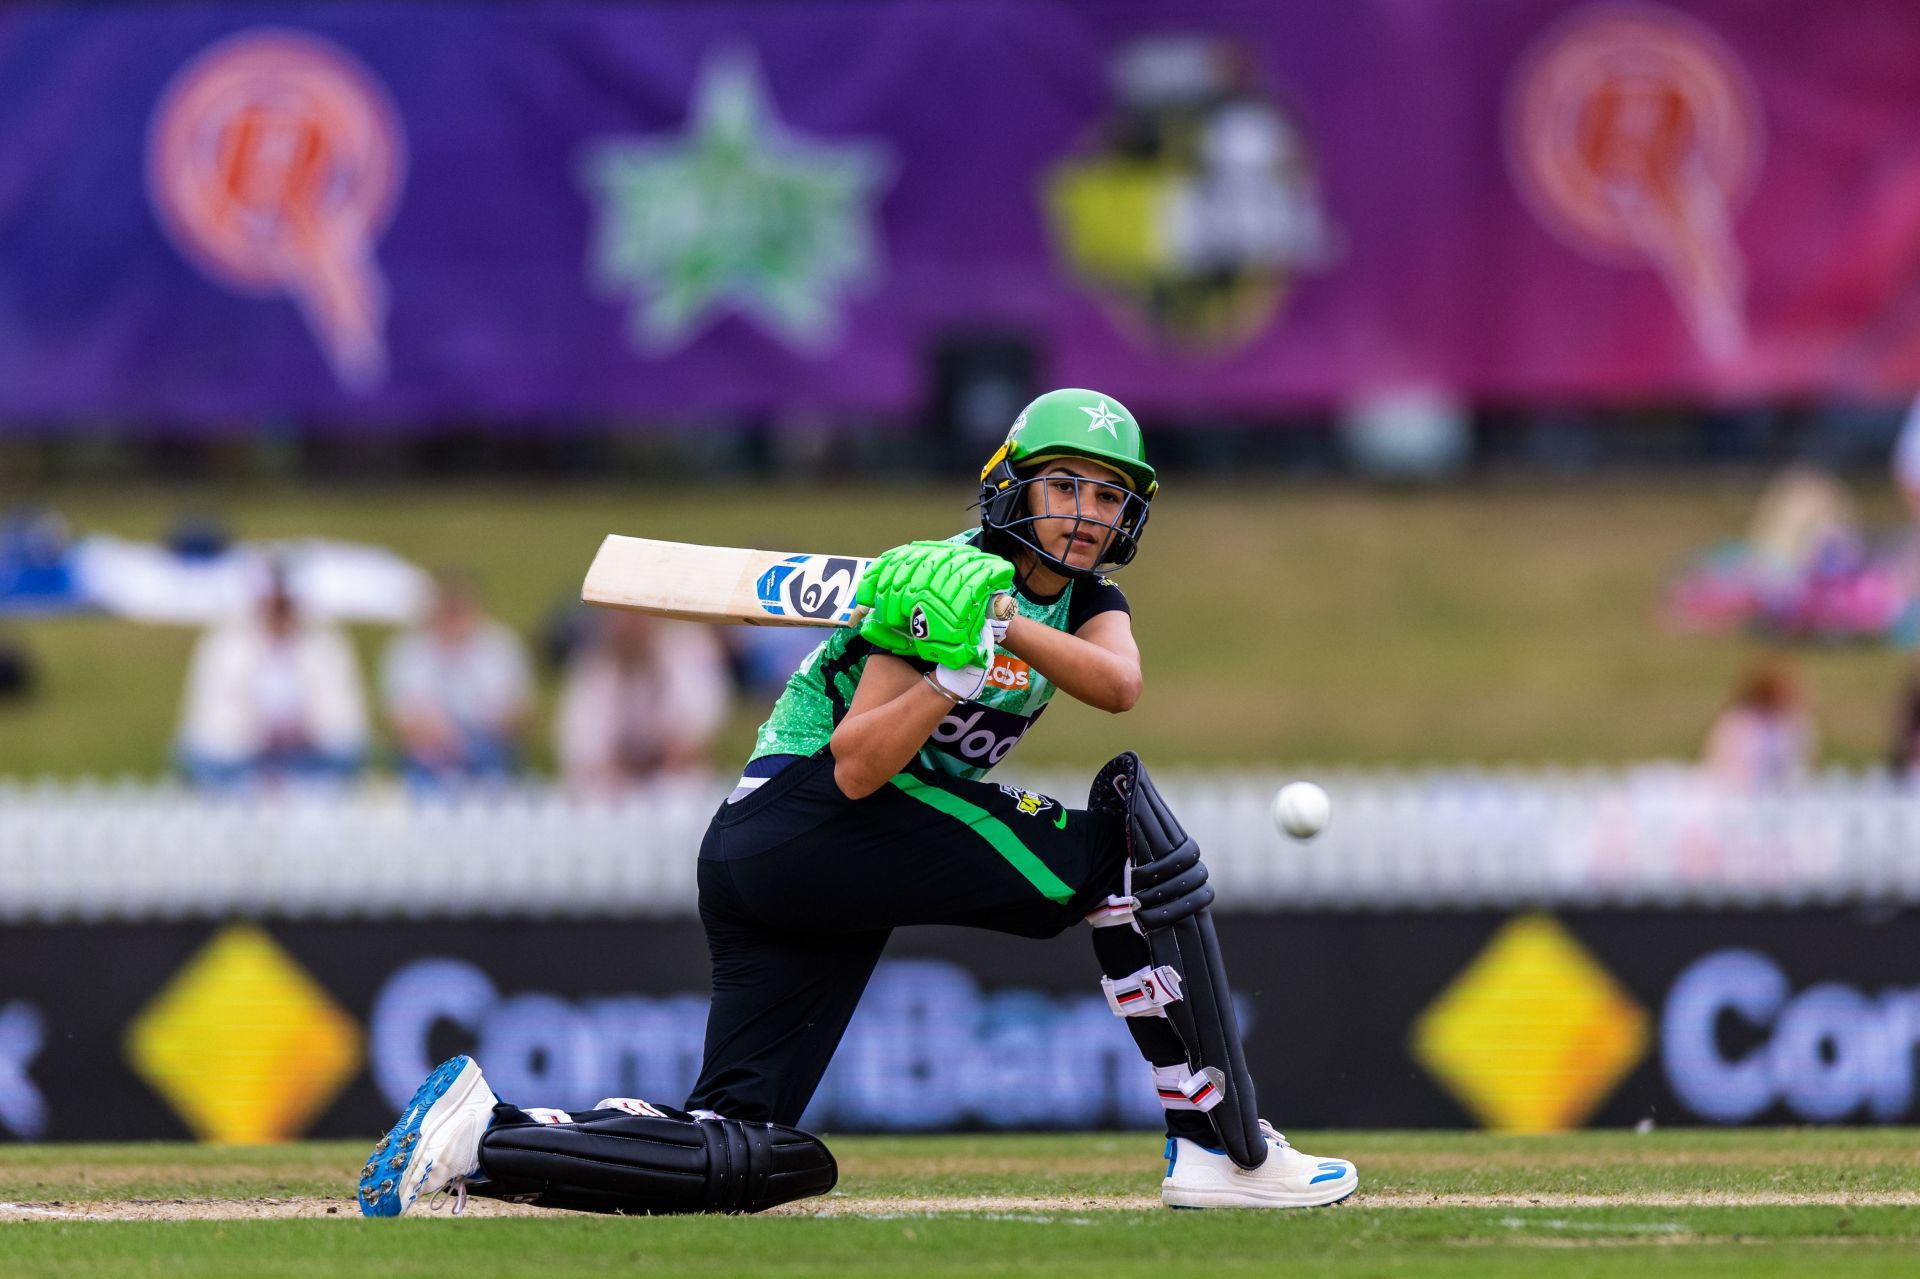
[1014,511,1097,590]
[1008,543,1066,595]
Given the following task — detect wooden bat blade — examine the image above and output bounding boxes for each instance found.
[582,535,872,627]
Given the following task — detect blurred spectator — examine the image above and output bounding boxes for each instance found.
[380,571,533,787]
[1892,394,1920,524]
[1888,657,1920,778]
[0,633,31,700]
[555,612,731,793]
[1702,656,1816,789]
[1745,464,1861,581]
[175,573,369,787]
[724,624,823,701]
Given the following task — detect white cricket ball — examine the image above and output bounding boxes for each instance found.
[1273,781,1331,840]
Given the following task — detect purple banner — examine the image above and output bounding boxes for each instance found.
[2,2,1919,425]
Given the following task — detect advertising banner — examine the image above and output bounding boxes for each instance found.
[4,908,1919,1142]
[2,2,1919,425]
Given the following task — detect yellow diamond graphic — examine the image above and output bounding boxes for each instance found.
[126,923,362,1144]
[1411,913,1649,1133]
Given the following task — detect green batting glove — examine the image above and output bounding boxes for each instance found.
[856,541,1014,668]
[854,546,922,657]
[856,610,918,658]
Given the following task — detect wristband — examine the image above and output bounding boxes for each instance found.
[922,672,964,705]
[932,662,989,702]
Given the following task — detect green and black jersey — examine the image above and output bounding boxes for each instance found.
[748,531,1130,780]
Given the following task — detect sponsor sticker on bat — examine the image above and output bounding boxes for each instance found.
[756,554,865,622]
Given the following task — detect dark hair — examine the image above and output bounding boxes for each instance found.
[1731,656,1801,714]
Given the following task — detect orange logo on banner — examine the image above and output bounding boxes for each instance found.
[1507,5,1762,360]
[148,30,406,389]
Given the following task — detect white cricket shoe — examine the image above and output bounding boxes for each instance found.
[1161,1121,1357,1209]
[358,1055,499,1217]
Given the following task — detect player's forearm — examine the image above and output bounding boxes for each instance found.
[829,684,951,798]
[1001,618,1141,713]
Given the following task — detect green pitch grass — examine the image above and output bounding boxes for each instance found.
[3,1130,1918,1276]
[0,477,1912,775]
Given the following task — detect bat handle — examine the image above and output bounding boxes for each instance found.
[842,593,1017,630]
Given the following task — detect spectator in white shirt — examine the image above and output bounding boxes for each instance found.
[1702,655,1817,790]
[380,572,533,787]
[555,611,731,795]
[176,575,369,787]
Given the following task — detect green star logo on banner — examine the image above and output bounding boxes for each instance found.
[580,48,891,353]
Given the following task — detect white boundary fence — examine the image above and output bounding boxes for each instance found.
[1,766,1918,921]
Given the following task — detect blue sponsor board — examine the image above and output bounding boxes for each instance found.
[5,911,1920,1140]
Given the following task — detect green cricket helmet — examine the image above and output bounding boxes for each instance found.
[977,388,1158,577]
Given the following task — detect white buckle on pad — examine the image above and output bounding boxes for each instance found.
[1101,964,1184,1018]
[1152,1063,1225,1112]
[1086,894,1140,929]
[595,1097,669,1118]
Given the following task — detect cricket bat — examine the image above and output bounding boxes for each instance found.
[581,534,1015,628]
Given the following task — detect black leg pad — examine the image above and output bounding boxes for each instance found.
[1093,751,1267,1171]
[1134,856,1213,929]
[474,1111,837,1215]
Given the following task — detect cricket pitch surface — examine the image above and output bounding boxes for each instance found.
[5,1130,1918,1275]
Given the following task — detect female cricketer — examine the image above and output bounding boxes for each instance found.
[359,389,1357,1217]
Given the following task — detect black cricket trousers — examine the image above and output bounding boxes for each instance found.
[685,748,1127,1125]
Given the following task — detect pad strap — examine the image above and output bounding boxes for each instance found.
[1085,894,1139,929]
[1101,964,1183,1018]
[1105,967,1175,1013]
[595,1097,670,1118]
[1152,1063,1225,1112]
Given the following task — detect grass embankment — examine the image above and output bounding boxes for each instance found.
[0,478,1908,774]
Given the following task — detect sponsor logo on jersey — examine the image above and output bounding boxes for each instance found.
[997,784,1057,818]
[928,702,1044,768]
[985,654,1030,691]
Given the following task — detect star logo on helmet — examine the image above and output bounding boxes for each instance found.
[1081,400,1124,437]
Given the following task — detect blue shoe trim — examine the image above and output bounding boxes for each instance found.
[1308,1161,1349,1185]
[357,1055,472,1218]
[1163,1137,1176,1179]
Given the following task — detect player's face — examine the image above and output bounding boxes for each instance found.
[1026,461,1129,571]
